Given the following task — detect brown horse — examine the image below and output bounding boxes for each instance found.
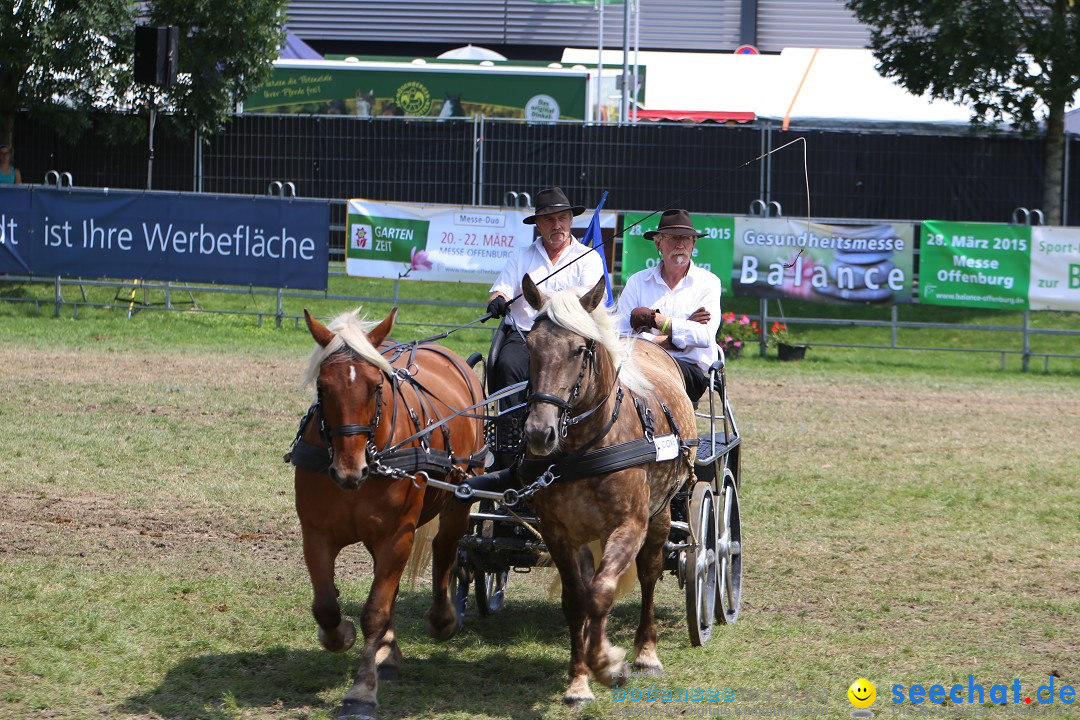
[291,308,485,719]
[520,275,697,705]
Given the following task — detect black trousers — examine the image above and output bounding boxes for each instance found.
[677,358,709,402]
[490,327,530,414]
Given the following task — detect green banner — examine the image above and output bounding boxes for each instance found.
[346,213,429,264]
[621,212,734,296]
[247,63,588,120]
[919,221,1030,309]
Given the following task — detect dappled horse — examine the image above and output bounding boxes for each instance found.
[289,308,486,719]
[520,275,698,704]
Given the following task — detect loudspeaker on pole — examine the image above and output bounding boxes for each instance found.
[134,26,179,88]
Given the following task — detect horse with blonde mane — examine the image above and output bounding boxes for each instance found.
[289,307,485,719]
[520,275,698,705]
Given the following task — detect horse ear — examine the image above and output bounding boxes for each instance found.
[368,307,397,346]
[305,310,336,348]
[580,275,607,313]
[522,274,546,310]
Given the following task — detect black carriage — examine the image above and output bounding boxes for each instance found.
[448,321,744,647]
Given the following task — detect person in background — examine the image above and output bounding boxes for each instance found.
[617,208,721,402]
[0,144,21,185]
[485,187,606,456]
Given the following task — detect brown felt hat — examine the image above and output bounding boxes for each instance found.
[643,209,707,240]
[523,187,586,224]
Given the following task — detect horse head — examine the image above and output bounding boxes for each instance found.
[304,308,397,489]
[522,275,611,456]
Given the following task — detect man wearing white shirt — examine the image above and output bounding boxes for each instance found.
[617,208,721,402]
[486,188,606,451]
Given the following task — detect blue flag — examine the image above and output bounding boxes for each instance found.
[583,192,615,307]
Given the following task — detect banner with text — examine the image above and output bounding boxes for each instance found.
[732,218,916,303]
[0,188,329,289]
[620,212,734,296]
[919,221,1030,309]
[0,188,32,275]
[1029,226,1080,311]
[345,198,616,283]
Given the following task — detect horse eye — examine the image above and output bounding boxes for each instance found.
[573,345,586,356]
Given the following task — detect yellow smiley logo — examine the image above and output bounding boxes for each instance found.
[848,678,877,709]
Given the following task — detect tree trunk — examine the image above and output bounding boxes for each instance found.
[1042,93,1066,226]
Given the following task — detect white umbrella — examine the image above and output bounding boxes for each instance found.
[437,45,507,61]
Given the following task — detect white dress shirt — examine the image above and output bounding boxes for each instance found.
[616,262,722,372]
[489,238,606,331]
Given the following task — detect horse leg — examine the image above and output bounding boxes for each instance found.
[583,525,644,688]
[338,529,415,720]
[632,512,670,677]
[303,533,357,654]
[374,593,403,681]
[426,500,470,640]
[548,539,594,706]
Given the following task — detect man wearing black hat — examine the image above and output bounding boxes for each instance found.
[486,188,606,451]
[617,208,721,401]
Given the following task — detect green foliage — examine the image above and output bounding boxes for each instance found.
[0,0,135,143]
[0,0,287,146]
[844,0,1080,222]
[145,0,288,136]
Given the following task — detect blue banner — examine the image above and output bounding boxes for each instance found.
[0,188,32,275]
[0,187,329,290]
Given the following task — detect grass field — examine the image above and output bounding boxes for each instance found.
[1,292,1078,720]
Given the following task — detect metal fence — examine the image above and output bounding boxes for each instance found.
[6,112,1079,370]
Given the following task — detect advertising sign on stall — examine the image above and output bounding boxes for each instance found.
[345,198,615,284]
[247,60,591,121]
[1029,226,1080,311]
[620,211,734,295]
[732,218,916,303]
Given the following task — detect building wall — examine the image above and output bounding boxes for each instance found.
[285,0,869,55]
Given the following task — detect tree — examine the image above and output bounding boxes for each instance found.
[0,0,287,148]
[0,0,135,146]
[144,0,287,137]
[845,0,1080,224]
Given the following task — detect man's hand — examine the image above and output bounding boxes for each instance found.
[486,295,510,319]
[630,306,658,331]
[688,307,710,325]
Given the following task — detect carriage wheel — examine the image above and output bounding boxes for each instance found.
[685,481,718,647]
[449,548,472,630]
[715,471,743,625]
[475,569,509,616]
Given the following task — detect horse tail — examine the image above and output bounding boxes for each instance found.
[546,541,638,601]
[405,515,439,590]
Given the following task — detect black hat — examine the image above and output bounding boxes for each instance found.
[523,187,586,225]
[643,209,707,240]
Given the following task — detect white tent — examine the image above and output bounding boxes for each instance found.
[561,47,981,132]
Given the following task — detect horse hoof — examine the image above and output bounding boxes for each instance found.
[425,610,458,641]
[319,619,357,653]
[631,661,663,678]
[377,663,400,682]
[337,699,377,720]
[563,693,595,708]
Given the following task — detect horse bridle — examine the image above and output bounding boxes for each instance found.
[528,338,621,438]
[316,369,384,464]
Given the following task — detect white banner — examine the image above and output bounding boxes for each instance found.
[344,198,615,283]
[1030,226,1080,311]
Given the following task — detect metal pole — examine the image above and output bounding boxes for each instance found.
[276,287,283,329]
[621,0,631,123]
[54,276,62,318]
[471,116,479,206]
[632,0,640,122]
[147,89,156,190]
[477,115,486,206]
[759,298,768,357]
[1022,309,1030,372]
[596,0,604,124]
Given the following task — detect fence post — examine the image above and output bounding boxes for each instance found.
[471,116,479,206]
[759,298,768,357]
[1022,309,1031,372]
[891,305,899,348]
[275,287,283,329]
[54,276,62,317]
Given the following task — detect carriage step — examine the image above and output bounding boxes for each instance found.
[695,434,740,466]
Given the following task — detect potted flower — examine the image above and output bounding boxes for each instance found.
[717,312,761,359]
[768,321,808,361]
